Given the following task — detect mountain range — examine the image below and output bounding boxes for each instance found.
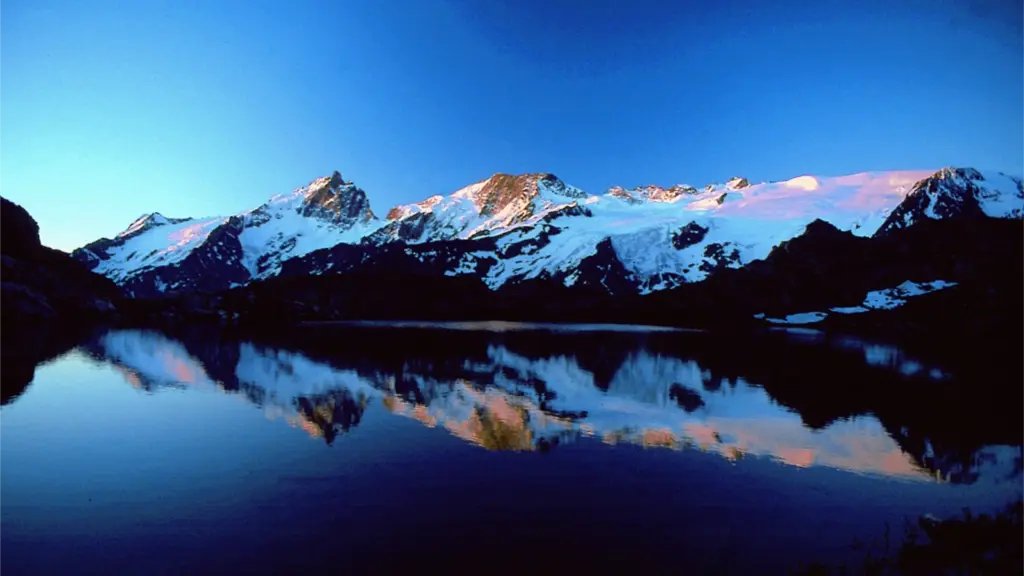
[70,167,1024,299]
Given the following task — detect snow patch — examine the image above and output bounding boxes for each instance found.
[756,280,957,324]
[862,280,958,310]
[765,312,828,325]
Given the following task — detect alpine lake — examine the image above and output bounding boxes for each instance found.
[2,322,1020,574]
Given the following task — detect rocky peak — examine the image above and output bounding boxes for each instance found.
[118,212,190,240]
[473,173,580,217]
[473,174,534,217]
[934,167,984,183]
[726,177,750,190]
[873,167,988,237]
[607,183,699,203]
[328,170,346,188]
[607,186,643,204]
[301,171,376,225]
[536,173,587,199]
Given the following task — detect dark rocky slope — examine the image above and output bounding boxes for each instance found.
[2,197,124,328]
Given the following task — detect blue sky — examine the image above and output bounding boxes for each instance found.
[3,0,1022,251]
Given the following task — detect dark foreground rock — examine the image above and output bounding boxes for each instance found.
[2,197,123,331]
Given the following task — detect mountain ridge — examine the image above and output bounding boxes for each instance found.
[69,166,1023,298]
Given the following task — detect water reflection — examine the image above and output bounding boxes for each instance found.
[54,326,1019,485]
[0,323,99,405]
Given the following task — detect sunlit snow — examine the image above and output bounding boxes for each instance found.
[975,171,1024,218]
[93,217,229,282]
[478,170,940,291]
[237,189,383,279]
[85,167,1022,293]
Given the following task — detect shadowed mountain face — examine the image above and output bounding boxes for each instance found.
[1,197,122,328]
[65,324,1022,485]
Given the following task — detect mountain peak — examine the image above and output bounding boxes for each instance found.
[874,166,1023,236]
[475,174,542,216]
[932,166,991,186]
[469,172,584,216]
[482,172,566,189]
[128,211,168,226]
[726,177,751,190]
[300,172,375,224]
[329,170,346,188]
[607,183,701,203]
[118,212,188,239]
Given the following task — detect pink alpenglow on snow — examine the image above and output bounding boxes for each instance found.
[73,166,1021,295]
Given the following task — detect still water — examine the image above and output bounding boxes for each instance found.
[2,324,1021,574]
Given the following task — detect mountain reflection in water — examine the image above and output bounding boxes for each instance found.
[72,325,1021,485]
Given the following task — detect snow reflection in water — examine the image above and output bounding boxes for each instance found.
[87,328,1020,485]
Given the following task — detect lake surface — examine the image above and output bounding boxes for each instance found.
[2,323,1021,574]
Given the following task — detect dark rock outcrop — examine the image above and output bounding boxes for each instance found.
[558,237,635,296]
[726,177,750,189]
[2,197,123,330]
[1,197,41,258]
[301,171,376,225]
[671,222,708,250]
[698,242,741,274]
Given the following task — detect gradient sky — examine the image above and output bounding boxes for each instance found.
[3,0,1022,251]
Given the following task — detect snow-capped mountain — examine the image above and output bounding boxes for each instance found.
[72,166,1024,297]
[73,171,378,295]
[876,167,1024,235]
[371,172,587,245]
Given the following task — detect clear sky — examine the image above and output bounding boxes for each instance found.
[3,0,1022,251]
